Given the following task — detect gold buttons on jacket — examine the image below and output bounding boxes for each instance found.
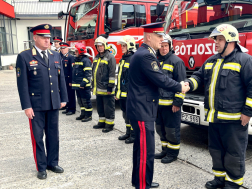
[32,93,34,96]
[51,83,52,85]
[153,99,155,102]
[51,90,53,93]
[50,75,52,77]
[48,68,50,70]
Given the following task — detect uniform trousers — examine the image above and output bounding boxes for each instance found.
[208,122,248,187]
[65,80,76,113]
[131,120,155,189]
[29,109,59,172]
[76,89,92,117]
[96,95,115,129]
[155,105,181,157]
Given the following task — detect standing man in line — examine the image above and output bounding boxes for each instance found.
[154,34,186,163]
[127,22,190,189]
[48,42,53,50]
[92,36,116,133]
[186,24,252,189]
[53,36,63,52]
[116,35,136,144]
[72,43,93,122]
[16,24,68,179]
[60,42,76,115]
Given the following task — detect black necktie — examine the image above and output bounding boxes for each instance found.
[41,51,49,65]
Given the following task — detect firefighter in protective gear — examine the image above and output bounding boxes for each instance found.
[116,35,135,144]
[72,43,93,122]
[155,34,186,163]
[92,36,116,133]
[186,24,251,189]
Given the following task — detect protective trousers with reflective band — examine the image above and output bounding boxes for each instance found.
[96,95,115,129]
[208,122,248,187]
[131,120,155,189]
[29,110,59,172]
[119,98,134,137]
[65,80,76,112]
[76,89,92,117]
[155,105,181,157]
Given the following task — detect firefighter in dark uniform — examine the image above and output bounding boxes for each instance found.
[154,34,186,163]
[126,22,190,189]
[92,36,116,133]
[16,24,68,179]
[53,36,62,52]
[60,42,76,115]
[186,24,252,189]
[116,35,135,144]
[72,43,93,122]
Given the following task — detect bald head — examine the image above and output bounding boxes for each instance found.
[143,32,163,51]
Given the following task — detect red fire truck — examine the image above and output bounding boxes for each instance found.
[60,0,252,135]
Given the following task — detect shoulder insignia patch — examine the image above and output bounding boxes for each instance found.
[148,47,155,55]
[32,47,37,56]
[17,67,21,77]
[151,61,159,71]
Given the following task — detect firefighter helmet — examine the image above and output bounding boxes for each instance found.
[209,24,248,53]
[95,36,110,50]
[117,35,136,51]
[74,43,88,56]
[162,34,173,50]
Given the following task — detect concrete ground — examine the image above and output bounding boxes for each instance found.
[0,70,251,189]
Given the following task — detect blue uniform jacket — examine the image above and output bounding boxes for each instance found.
[60,52,74,84]
[126,43,182,121]
[16,47,68,111]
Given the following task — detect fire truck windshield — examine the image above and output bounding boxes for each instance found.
[169,1,252,38]
[67,0,99,41]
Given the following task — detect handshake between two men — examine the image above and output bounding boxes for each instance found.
[180,81,190,94]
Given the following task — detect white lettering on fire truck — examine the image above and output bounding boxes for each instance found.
[175,43,218,56]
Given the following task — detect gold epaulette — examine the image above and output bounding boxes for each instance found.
[19,48,30,53]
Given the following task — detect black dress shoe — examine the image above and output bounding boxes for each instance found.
[37,171,47,179]
[132,182,159,188]
[47,165,64,173]
[62,110,68,114]
[66,111,75,115]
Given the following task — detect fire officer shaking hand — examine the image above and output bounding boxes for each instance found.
[126,22,190,189]
[186,24,252,189]
[155,34,186,164]
[16,24,68,179]
[92,36,116,133]
[72,43,93,122]
[116,35,135,144]
[60,42,76,115]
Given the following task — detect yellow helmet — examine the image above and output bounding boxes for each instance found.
[95,36,110,50]
[162,34,173,50]
[209,24,239,43]
[209,24,248,53]
[117,35,136,51]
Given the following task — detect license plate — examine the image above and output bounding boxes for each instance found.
[181,113,200,125]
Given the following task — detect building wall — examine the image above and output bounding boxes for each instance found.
[16,19,66,52]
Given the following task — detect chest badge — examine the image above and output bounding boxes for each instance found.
[151,61,159,71]
[29,60,38,66]
[65,63,67,67]
[58,70,61,75]
[17,67,21,77]
[33,70,37,75]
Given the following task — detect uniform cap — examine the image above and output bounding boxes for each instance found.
[53,36,63,42]
[30,24,52,37]
[141,21,166,36]
[60,42,70,48]
[50,42,53,45]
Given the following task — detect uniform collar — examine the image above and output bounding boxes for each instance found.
[34,45,48,58]
[122,51,133,59]
[142,43,156,56]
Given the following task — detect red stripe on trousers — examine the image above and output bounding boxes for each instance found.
[138,121,147,189]
[29,118,38,171]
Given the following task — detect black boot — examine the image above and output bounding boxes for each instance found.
[205,177,225,189]
[223,181,240,189]
[161,155,177,164]
[76,110,85,120]
[93,123,105,129]
[102,126,113,133]
[125,128,135,143]
[155,146,167,159]
[82,115,92,122]
[118,126,131,140]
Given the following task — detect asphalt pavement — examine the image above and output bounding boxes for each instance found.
[0,70,251,189]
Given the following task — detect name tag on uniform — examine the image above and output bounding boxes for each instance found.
[55,61,59,64]
[29,60,38,66]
